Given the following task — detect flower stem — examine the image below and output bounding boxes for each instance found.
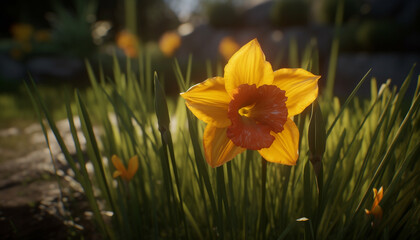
[260,158,268,240]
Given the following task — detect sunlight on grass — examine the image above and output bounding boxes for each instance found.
[26,35,420,239]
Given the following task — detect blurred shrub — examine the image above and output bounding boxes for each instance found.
[356,19,403,51]
[50,0,96,57]
[270,0,309,28]
[136,0,180,40]
[207,2,238,28]
[315,0,362,24]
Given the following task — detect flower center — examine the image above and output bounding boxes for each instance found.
[227,84,288,150]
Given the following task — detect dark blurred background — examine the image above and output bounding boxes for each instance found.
[1,0,420,113]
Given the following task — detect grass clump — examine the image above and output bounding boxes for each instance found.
[27,42,420,239]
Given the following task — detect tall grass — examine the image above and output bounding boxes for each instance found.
[27,40,420,239]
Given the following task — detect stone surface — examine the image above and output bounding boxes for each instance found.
[0,118,95,239]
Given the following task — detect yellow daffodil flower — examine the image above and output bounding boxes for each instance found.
[116,30,139,58]
[219,36,240,61]
[365,186,383,221]
[181,39,320,167]
[111,155,139,181]
[159,31,181,57]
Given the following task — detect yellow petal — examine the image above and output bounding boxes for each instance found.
[273,68,320,117]
[113,170,122,178]
[258,118,299,165]
[224,39,274,97]
[203,124,245,167]
[373,187,383,207]
[112,155,126,173]
[127,155,139,180]
[377,187,383,199]
[181,77,231,128]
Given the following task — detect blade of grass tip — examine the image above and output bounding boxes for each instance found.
[325,0,345,100]
[173,58,187,92]
[414,75,420,97]
[311,39,320,75]
[289,36,299,68]
[351,92,420,226]
[385,64,415,131]
[154,72,189,238]
[326,69,372,137]
[113,51,122,87]
[186,54,193,87]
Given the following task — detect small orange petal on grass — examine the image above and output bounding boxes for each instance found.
[112,155,126,173]
[113,170,122,178]
[127,156,139,180]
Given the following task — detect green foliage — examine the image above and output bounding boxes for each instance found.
[270,0,309,28]
[50,0,97,57]
[28,43,420,240]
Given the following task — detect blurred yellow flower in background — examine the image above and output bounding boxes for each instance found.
[365,186,384,221]
[159,31,181,57]
[112,155,139,181]
[116,30,139,58]
[218,36,240,61]
[11,23,34,43]
[181,39,320,167]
